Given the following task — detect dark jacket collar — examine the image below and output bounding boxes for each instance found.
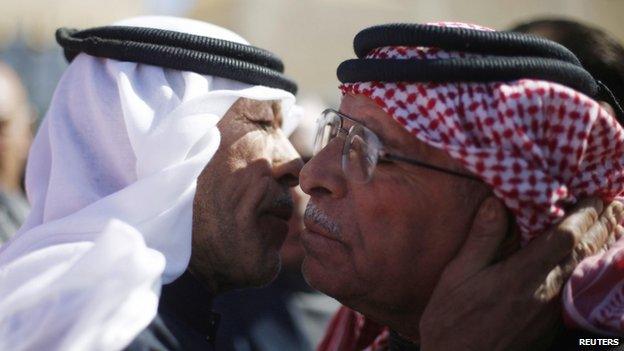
[158,270,220,342]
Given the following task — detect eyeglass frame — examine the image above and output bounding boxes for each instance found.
[314,108,482,183]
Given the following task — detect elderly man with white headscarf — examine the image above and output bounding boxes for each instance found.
[0,16,303,351]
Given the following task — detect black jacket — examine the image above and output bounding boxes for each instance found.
[125,271,220,351]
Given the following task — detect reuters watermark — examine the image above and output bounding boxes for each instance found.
[578,338,620,347]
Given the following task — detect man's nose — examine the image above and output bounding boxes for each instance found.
[299,138,347,199]
[272,135,304,187]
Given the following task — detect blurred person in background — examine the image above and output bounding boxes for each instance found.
[214,96,340,351]
[511,18,624,110]
[0,62,32,244]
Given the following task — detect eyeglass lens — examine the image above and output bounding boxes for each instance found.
[314,110,380,183]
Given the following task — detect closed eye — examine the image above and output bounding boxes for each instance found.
[255,120,274,131]
[242,111,274,131]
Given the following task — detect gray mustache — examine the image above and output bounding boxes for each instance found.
[304,202,340,237]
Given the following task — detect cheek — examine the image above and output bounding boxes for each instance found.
[231,131,271,164]
[347,187,429,283]
[192,133,272,231]
[198,132,271,194]
[349,179,432,257]
[347,180,471,301]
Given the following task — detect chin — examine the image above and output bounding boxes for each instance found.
[246,250,282,288]
[302,255,358,301]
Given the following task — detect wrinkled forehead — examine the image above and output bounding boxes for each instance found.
[339,94,409,145]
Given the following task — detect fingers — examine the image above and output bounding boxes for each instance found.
[615,224,624,241]
[532,200,624,301]
[569,201,624,265]
[440,196,508,283]
[516,197,603,274]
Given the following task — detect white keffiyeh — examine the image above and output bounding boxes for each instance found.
[0,16,300,351]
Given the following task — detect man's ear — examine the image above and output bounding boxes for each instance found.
[442,196,508,279]
[475,195,520,262]
[599,101,616,118]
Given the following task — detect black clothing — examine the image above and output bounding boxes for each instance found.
[125,271,220,351]
[212,271,322,351]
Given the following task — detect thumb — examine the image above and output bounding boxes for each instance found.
[440,196,509,283]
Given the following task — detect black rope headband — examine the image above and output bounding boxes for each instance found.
[353,23,582,65]
[339,57,597,97]
[56,26,298,95]
[338,23,624,120]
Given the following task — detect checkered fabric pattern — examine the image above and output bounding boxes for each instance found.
[319,22,624,350]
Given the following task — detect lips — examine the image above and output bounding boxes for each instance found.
[303,211,341,243]
[264,205,294,221]
[258,201,293,246]
[300,225,344,257]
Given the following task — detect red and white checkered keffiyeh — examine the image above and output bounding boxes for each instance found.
[319,22,624,350]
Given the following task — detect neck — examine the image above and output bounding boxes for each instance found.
[389,329,421,350]
[187,263,226,295]
[389,319,420,343]
[187,255,232,295]
[344,297,423,342]
[0,165,22,193]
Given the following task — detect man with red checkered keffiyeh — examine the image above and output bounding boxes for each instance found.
[300,22,624,350]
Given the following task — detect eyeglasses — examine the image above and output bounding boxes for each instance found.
[313,109,482,183]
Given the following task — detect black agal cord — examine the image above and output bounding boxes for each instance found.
[56,26,297,94]
[338,23,623,120]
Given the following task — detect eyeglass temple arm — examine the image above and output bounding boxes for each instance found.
[381,153,482,181]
